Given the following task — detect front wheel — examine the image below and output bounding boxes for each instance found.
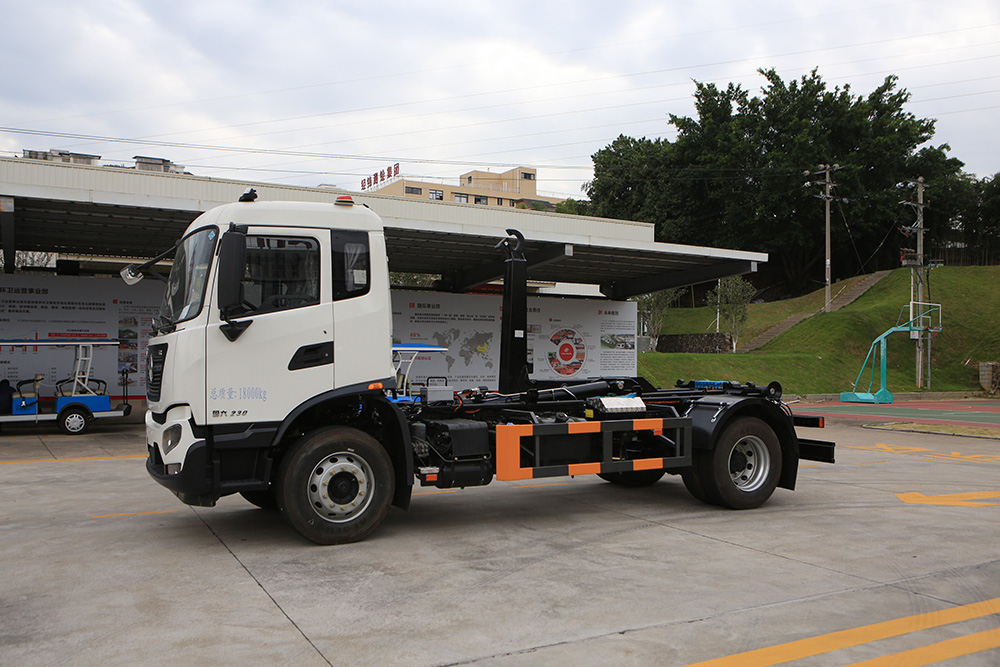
[691,416,781,509]
[277,427,394,545]
[240,489,279,511]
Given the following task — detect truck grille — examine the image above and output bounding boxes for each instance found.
[146,343,167,402]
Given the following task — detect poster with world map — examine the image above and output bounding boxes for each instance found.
[390,290,636,390]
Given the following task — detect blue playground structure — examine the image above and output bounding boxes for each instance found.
[840,303,942,404]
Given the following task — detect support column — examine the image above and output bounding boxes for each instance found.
[1,196,14,273]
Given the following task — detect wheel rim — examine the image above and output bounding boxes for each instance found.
[307,452,374,523]
[728,434,770,492]
[64,412,87,433]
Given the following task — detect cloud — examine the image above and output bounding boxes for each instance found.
[1,0,997,197]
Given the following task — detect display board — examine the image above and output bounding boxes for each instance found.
[0,276,636,400]
[0,275,164,398]
[391,290,636,390]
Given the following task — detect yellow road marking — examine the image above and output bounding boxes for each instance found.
[414,489,460,496]
[0,455,145,464]
[682,597,1000,667]
[91,510,177,519]
[844,626,1000,667]
[896,491,1000,507]
[853,462,889,466]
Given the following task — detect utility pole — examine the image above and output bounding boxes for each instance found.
[804,164,842,312]
[901,178,928,388]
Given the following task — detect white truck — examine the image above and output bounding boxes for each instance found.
[127,194,834,544]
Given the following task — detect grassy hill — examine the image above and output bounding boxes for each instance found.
[659,274,871,344]
[638,266,999,395]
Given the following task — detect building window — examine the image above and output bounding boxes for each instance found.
[521,172,535,180]
[496,198,503,206]
[474,195,488,205]
[454,193,468,203]
[467,176,473,184]
[509,199,516,207]
[429,190,443,200]
[405,186,422,195]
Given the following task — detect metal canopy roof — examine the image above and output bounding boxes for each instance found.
[0,157,766,299]
[384,227,757,300]
[7,197,195,259]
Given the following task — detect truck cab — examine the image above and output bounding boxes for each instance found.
[144,199,405,512]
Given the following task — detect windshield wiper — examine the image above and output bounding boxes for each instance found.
[151,316,177,335]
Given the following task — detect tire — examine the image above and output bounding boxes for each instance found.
[597,469,665,487]
[277,427,394,545]
[680,468,711,503]
[239,489,279,511]
[693,416,781,510]
[58,407,91,435]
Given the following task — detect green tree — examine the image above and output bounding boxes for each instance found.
[0,250,56,272]
[967,173,1000,265]
[555,198,591,216]
[390,272,437,288]
[586,135,676,224]
[632,288,681,349]
[894,145,969,268]
[586,69,958,294]
[706,276,757,352]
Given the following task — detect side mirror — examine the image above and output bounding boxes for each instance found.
[216,227,247,319]
[120,264,144,285]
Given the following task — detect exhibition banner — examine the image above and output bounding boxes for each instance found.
[0,275,164,398]
[392,290,637,390]
[0,276,636,400]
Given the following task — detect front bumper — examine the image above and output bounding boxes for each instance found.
[145,408,217,506]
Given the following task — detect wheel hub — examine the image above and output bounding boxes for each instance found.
[64,412,87,433]
[307,453,374,523]
[328,471,360,504]
[729,435,770,492]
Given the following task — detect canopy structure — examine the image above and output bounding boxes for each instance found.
[0,156,765,297]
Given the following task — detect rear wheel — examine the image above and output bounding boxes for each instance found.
[277,427,394,545]
[691,416,781,509]
[680,468,710,503]
[597,469,665,487]
[58,407,91,435]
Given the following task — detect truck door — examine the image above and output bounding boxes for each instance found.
[205,228,333,425]
[330,230,393,389]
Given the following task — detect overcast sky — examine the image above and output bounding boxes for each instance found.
[1,0,997,199]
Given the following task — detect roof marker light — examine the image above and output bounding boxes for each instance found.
[335,195,355,206]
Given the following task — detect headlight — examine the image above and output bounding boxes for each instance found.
[162,424,183,455]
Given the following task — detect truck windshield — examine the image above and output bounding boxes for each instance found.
[160,227,217,327]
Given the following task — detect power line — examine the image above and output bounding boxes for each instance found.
[37,26,1000,159]
[0,125,593,171]
[16,0,944,128]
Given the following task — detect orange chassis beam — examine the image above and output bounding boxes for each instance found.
[495,417,692,482]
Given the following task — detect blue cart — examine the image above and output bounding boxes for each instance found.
[1,339,132,434]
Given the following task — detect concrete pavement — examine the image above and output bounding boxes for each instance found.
[1,419,998,665]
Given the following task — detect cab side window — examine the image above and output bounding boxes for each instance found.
[233,235,320,316]
[332,231,370,300]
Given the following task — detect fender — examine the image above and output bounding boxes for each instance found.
[364,394,414,511]
[269,378,413,510]
[685,395,800,491]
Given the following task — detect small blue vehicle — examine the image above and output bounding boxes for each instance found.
[1,340,132,434]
